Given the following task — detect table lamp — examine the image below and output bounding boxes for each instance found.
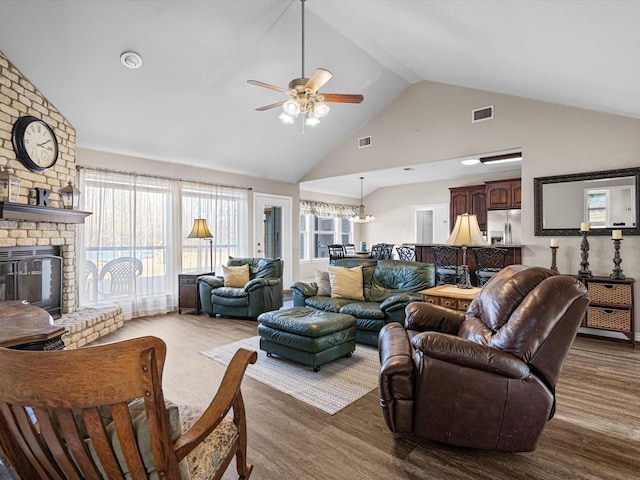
[446,213,486,289]
[188,218,214,271]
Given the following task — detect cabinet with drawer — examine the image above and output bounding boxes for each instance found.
[581,276,635,347]
[420,285,481,312]
[179,271,215,314]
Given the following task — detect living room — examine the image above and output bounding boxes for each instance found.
[1,2,639,479]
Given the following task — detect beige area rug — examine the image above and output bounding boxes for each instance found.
[200,336,379,415]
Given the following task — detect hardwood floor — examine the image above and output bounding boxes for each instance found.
[92,313,639,480]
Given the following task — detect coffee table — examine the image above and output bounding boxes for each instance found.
[419,284,481,312]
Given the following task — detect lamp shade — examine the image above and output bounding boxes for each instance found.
[446,213,486,246]
[187,219,213,239]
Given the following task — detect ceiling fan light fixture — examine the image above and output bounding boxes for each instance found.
[305,115,320,126]
[283,99,301,116]
[314,102,330,118]
[279,112,295,124]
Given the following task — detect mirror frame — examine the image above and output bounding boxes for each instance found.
[534,167,640,236]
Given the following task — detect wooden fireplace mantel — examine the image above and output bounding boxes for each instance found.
[0,202,91,224]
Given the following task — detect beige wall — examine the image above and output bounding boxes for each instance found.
[308,80,640,341]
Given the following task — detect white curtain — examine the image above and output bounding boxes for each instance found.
[181,181,248,274]
[77,169,178,318]
[77,169,247,319]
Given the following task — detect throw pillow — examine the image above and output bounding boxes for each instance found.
[328,265,364,301]
[314,269,331,296]
[222,264,250,288]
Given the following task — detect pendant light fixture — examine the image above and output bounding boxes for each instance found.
[351,177,375,223]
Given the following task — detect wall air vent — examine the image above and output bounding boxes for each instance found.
[358,136,372,148]
[472,106,494,123]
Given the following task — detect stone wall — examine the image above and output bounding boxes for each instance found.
[1,50,79,313]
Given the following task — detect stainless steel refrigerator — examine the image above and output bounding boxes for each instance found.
[486,209,522,245]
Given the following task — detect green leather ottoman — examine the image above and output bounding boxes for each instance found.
[257,307,356,371]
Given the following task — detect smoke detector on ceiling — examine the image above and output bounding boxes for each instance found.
[120,51,143,69]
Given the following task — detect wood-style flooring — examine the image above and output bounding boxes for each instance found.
[90,312,639,480]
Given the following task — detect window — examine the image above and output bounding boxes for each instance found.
[78,169,247,319]
[299,214,352,260]
[586,190,608,227]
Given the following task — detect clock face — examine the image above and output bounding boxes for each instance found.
[12,116,59,172]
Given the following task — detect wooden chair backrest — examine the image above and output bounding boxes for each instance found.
[0,336,180,480]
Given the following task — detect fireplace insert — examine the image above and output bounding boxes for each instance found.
[0,246,62,317]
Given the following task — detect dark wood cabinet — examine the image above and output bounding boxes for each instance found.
[578,276,635,347]
[486,178,521,210]
[449,185,487,233]
[179,271,214,314]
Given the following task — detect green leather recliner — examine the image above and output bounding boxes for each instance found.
[198,257,284,320]
[291,258,436,346]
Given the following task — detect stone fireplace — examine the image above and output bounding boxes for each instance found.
[1,51,123,348]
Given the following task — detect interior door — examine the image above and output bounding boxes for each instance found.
[253,193,292,288]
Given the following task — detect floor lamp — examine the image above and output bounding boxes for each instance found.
[188,218,214,272]
[446,213,486,289]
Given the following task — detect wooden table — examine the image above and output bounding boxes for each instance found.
[0,300,66,350]
[178,271,215,314]
[419,285,481,311]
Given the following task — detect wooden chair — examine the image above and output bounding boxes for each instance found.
[0,336,257,480]
[370,243,393,260]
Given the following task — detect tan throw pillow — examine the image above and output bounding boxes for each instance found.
[328,265,364,301]
[314,269,331,296]
[222,264,250,287]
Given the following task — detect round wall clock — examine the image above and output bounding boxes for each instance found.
[11,115,59,172]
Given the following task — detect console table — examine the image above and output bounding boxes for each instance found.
[0,300,66,350]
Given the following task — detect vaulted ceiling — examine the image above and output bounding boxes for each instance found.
[1,1,638,197]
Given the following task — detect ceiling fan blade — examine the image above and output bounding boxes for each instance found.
[256,100,286,111]
[247,79,288,93]
[304,68,333,93]
[321,93,364,104]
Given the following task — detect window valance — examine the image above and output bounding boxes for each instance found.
[300,199,358,218]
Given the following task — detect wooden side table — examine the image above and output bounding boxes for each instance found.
[419,285,481,312]
[179,271,215,314]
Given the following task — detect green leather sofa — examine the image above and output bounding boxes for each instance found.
[198,257,284,319]
[291,258,436,346]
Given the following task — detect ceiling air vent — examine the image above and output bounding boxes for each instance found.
[358,136,372,148]
[472,106,494,123]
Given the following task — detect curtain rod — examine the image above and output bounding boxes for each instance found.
[76,165,253,191]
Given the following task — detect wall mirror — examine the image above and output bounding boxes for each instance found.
[534,167,640,236]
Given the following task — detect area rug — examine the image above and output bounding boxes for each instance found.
[200,336,379,415]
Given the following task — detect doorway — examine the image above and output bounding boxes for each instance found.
[415,203,449,244]
[253,193,292,287]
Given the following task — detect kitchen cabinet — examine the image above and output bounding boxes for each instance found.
[486,178,521,210]
[449,185,487,233]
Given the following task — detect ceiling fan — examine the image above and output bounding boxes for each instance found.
[247,0,364,126]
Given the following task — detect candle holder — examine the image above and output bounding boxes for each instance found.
[578,231,592,278]
[610,238,625,280]
[550,246,558,272]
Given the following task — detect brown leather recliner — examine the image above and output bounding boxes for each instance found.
[378,265,589,452]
